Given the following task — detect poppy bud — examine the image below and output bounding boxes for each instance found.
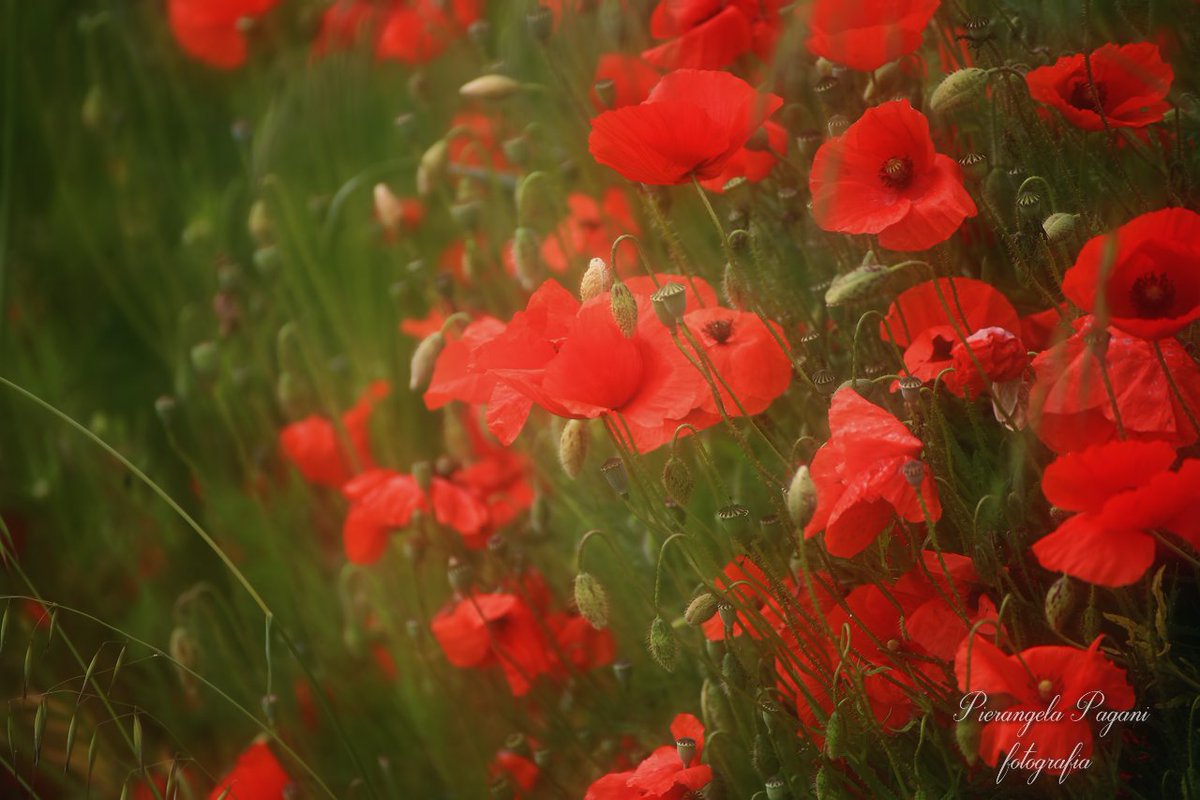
[651,282,687,329]
[416,139,449,197]
[824,255,893,307]
[722,262,750,310]
[955,717,981,766]
[511,227,543,291]
[765,776,787,800]
[722,650,745,690]
[814,765,838,800]
[254,244,280,278]
[957,152,989,181]
[929,68,988,115]
[824,708,846,758]
[573,572,609,630]
[409,330,445,391]
[647,615,678,672]
[783,465,819,530]
[1083,601,1100,641]
[248,200,273,245]
[600,457,629,495]
[685,593,719,626]
[447,557,473,594]
[675,737,696,767]
[459,74,521,102]
[526,7,553,41]
[593,79,617,110]
[662,456,694,505]
[558,419,589,479]
[1044,574,1076,632]
[501,135,529,165]
[580,257,614,301]
[900,459,926,488]
[612,659,632,690]
[702,678,735,732]
[1042,212,1080,243]
[190,341,220,379]
[609,283,638,337]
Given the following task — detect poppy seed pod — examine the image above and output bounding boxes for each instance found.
[786,465,818,528]
[609,283,638,337]
[459,74,521,102]
[447,557,473,594]
[957,151,989,181]
[675,737,696,767]
[526,7,553,41]
[929,68,988,115]
[647,615,678,672]
[898,375,923,403]
[573,572,609,630]
[580,257,613,301]
[600,457,629,495]
[717,601,736,635]
[651,282,687,327]
[901,459,926,488]
[684,592,719,626]
[558,419,589,479]
[409,330,445,391]
[765,776,787,800]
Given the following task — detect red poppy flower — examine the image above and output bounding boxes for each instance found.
[956,635,1135,772]
[538,189,640,274]
[550,612,616,672]
[279,381,389,488]
[430,592,556,696]
[589,69,783,185]
[805,387,941,558]
[592,54,661,111]
[376,1,457,64]
[642,0,781,71]
[1062,208,1200,340]
[585,713,711,800]
[1028,317,1200,453]
[208,740,292,800]
[490,748,540,797]
[340,470,427,563]
[805,0,941,72]
[949,326,1028,397]
[168,0,280,69]
[698,119,788,192]
[881,277,1021,392]
[681,306,792,416]
[1020,305,1072,352]
[1026,43,1173,131]
[810,100,976,251]
[312,0,377,56]
[1031,440,1200,586]
[699,555,771,641]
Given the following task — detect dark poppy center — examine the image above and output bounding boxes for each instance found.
[703,318,734,344]
[1067,80,1108,113]
[879,156,914,189]
[930,334,955,362]
[1130,271,1176,318]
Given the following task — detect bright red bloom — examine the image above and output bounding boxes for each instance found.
[376,1,456,64]
[584,714,711,800]
[208,740,292,800]
[1026,43,1173,131]
[698,119,788,192]
[279,381,389,488]
[805,0,941,72]
[805,388,941,558]
[881,277,1021,392]
[490,749,540,797]
[550,612,616,671]
[1062,208,1200,340]
[642,0,781,70]
[950,326,1028,397]
[1028,317,1200,453]
[430,592,557,696]
[589,69,783,186]
[538,189,640,274]
[1032,440,1200,586]
[956,635,1135,772]
[682,306,792,417]
[340,470,427,563]
[592,54,661,111]
[810,100,976,251]
[168,0,280,69]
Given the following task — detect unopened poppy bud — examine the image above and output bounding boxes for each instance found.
[675,737,696,767]
[702,678,735,732]
[501,135,529,165]
[955,717,981,766]
[901,459,926,488]
[459,74,521,102]
[898,375,923,403]
[612,658,632,690]
[722,262,750,309]
[447,557,473,594]
[580,257,613,301]
[648,615,678,672]
[1042,212,1080,243]
[558,419,589,479]
[600,457,629,495]
[651,282,687,329]
[814,765,839,800]
[1045,574,1076,632]
[765,776,787,800]
[254,244,280,278]
[573,572,609,630]
[662,456,694,505]
[511,227,543,291]
[957,152,989,181]
[416,139,449,197]
[786,465,817,528]
[593,79,616,109]
[685,593,719,626]
[190,341,220,379]
[823,708,847,758]
[609,283,638,337]
[721,650,745,688]
[409,330,445,391]
[813,369,837,394]
[824,259,892,307]
[930,68,988,115]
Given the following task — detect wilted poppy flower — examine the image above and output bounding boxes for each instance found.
[1026,42,1173,131]
[1028,317,1200,453]
[956,635,1135,772]
[279,381,389,488]
[682,306,792,416]
[430,592,556,696]
[881,278,1021,392]
[589,69,783,185]
[168,0,280,69]
[1062,208,1200,340]
[642,0,781,70]
[584,713,711,800]
[805,388,941,558]
[805,0,941,72]
[698,119,788,192]
[592,54,661,110]
[209,740,292,799]
[809,101,977,251]
[1032,440,1200,586]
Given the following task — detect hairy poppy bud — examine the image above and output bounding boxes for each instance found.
[722,650,745,689]
[1042,212,1080,243]
[662,456,694,505]
[675,737,696,767]
[701,678,735,732]
[409,330,445,391]
[955,717,981,766]
[416,139,449,197]
[580,257,613,301]
[558,419,589,479]
[824,708,846,758]
[786,466,817,528]
[824,257,893,307]
[574,572,609,630]
[722,262,750,309]
[609,283,638,337]
[930,68,988,115]
[511,227,543,291]
[901,459,926,488]
[600,457,629,495]
[647,615,678,672]
[685,593,719,626]
[1044,574,1075,632]
[459,74,521,102]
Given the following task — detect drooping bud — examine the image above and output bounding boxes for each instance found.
[574,572,610,630]
[609,282,638,337]
[511,227,543,291]
[824,254,894,307]
[786,465,817,529]
[1042,212,1080,243]
[580,257,613,301]
[685,593,719,627]
[409,330,445,391]
[600,457,629,495]
[1044,574,1076,632]
[662,456,694,505]
[416,139,449,197]
[929,68,988,115]
[459,74,522,102]
[647,615,678,672]
[558,419,589,479]
[955,717,981,767]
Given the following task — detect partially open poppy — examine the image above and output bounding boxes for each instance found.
[809,100,976,251]
[1026,42,1173,131]
[805,0,941,72]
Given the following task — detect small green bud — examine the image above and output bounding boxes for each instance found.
[558,419,589,479]
[1044,574,1076,633]
[786,465,818,528]
[459,74,522,101]
[824,709,846,759]
[190,341,220,379]
[1043,212,1080,243]
[824,257,895,307]
[409,331,445,391]
[247,200,273,244]
[929,68,988,115]
[684,593,719,627]
[610,282,638,337]
[648,615,678,672]
[662,456,694,505]
[511,227,543,291]
[574,572,610,630]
